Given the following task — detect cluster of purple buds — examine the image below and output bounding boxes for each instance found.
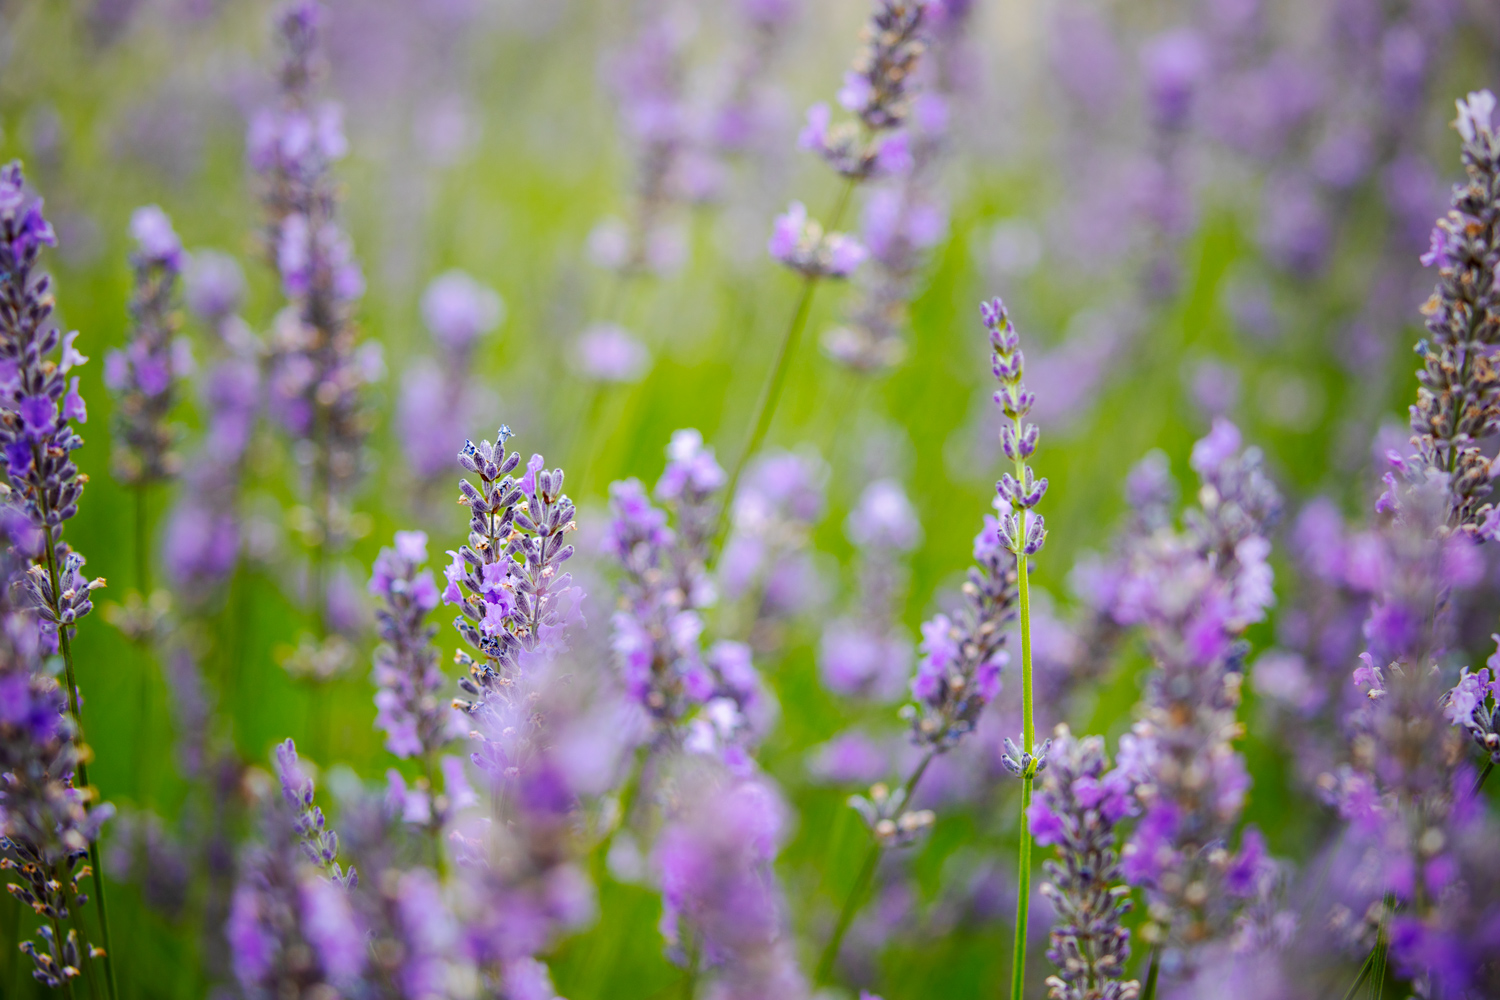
[988,298,1048,557]
[768,200,868,278]
[1409,91,1500,539]
[446,429,580,788]
[819,478,921,701]
[573,323,652,385]
[275,740,356,888]
[164,250,260,594]
[848,779,935,848]
[904,302,1031,751]
[1444,640,1500,765]
[1027,726,1141,1000]
[228,745,362,999]
[1112,421,1280,966]
[370,531,460,770]
[825,1,969,373]
[707,0,802,159]
[799,0,929,181]
[400,271,503,481]
[0,550,112,987]
[653,764,808,997]
[252,1,375,518]
[607,433,770,761]
[105,205,188,488]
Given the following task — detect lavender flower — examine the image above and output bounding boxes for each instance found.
[768,200,868,278]
[1029,726,1141,1000]
[230,743,362,999]
[400,271,503,481]
[653,763,808,998]
[1408,91,1500,539]
[1442,637,1500,765]
[799,0,930,181]
[904,301,1037,753]
[445,428,584,790]
[370,530,468,832]
[1115,419,1280,970]
[825,2,972,372]
[105,204,187,488]
[0,545,113,987]
[252,1,377,616]
[593,13,694,277]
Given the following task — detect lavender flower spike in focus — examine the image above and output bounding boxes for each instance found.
[982,295,1051,1000]
[1410,91,1500,538]
[1030,726,1141,1000]
[0,160,117,1000]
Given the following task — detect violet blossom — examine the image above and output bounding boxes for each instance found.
[1030,726,1141,1000]
[106,204,190,490]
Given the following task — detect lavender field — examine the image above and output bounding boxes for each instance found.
[1,0,1498,998]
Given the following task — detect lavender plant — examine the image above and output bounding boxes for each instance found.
[1028,726,1141,1000]
[105,205,187,598]
[1411,91,1500,538]
[722,0,932,534]
[250,0,377,648]
[1114,419,1280,984]
[816,299,1044,989]
[0,160,116,999]
[368,530,460,852]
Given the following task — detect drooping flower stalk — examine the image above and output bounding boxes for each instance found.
[718,0,930,543]
[0,161,116,1000]
[250,1,376,645]
[1028,726,1141,1000]
[816,299,1038,987]
[105,205,188,599]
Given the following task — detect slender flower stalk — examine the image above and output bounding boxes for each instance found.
[718,0,931,543]
[984,296,1051,1000]
[0,161,116,1000]
[818,299,1039,987]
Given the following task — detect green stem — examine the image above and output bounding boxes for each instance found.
[1340,949,1375,1000]
[711,178,859,552]
[133,483,150,597]
[1008,429,1038,1000]
[814,750,935,986]
[1141,948,1160,1000]
[1475,759,1494,794]
[38,518,117,1000]
[713,273,820,548]
[814,839,880,986]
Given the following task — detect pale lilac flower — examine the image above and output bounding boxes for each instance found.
[574,323,651,383]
